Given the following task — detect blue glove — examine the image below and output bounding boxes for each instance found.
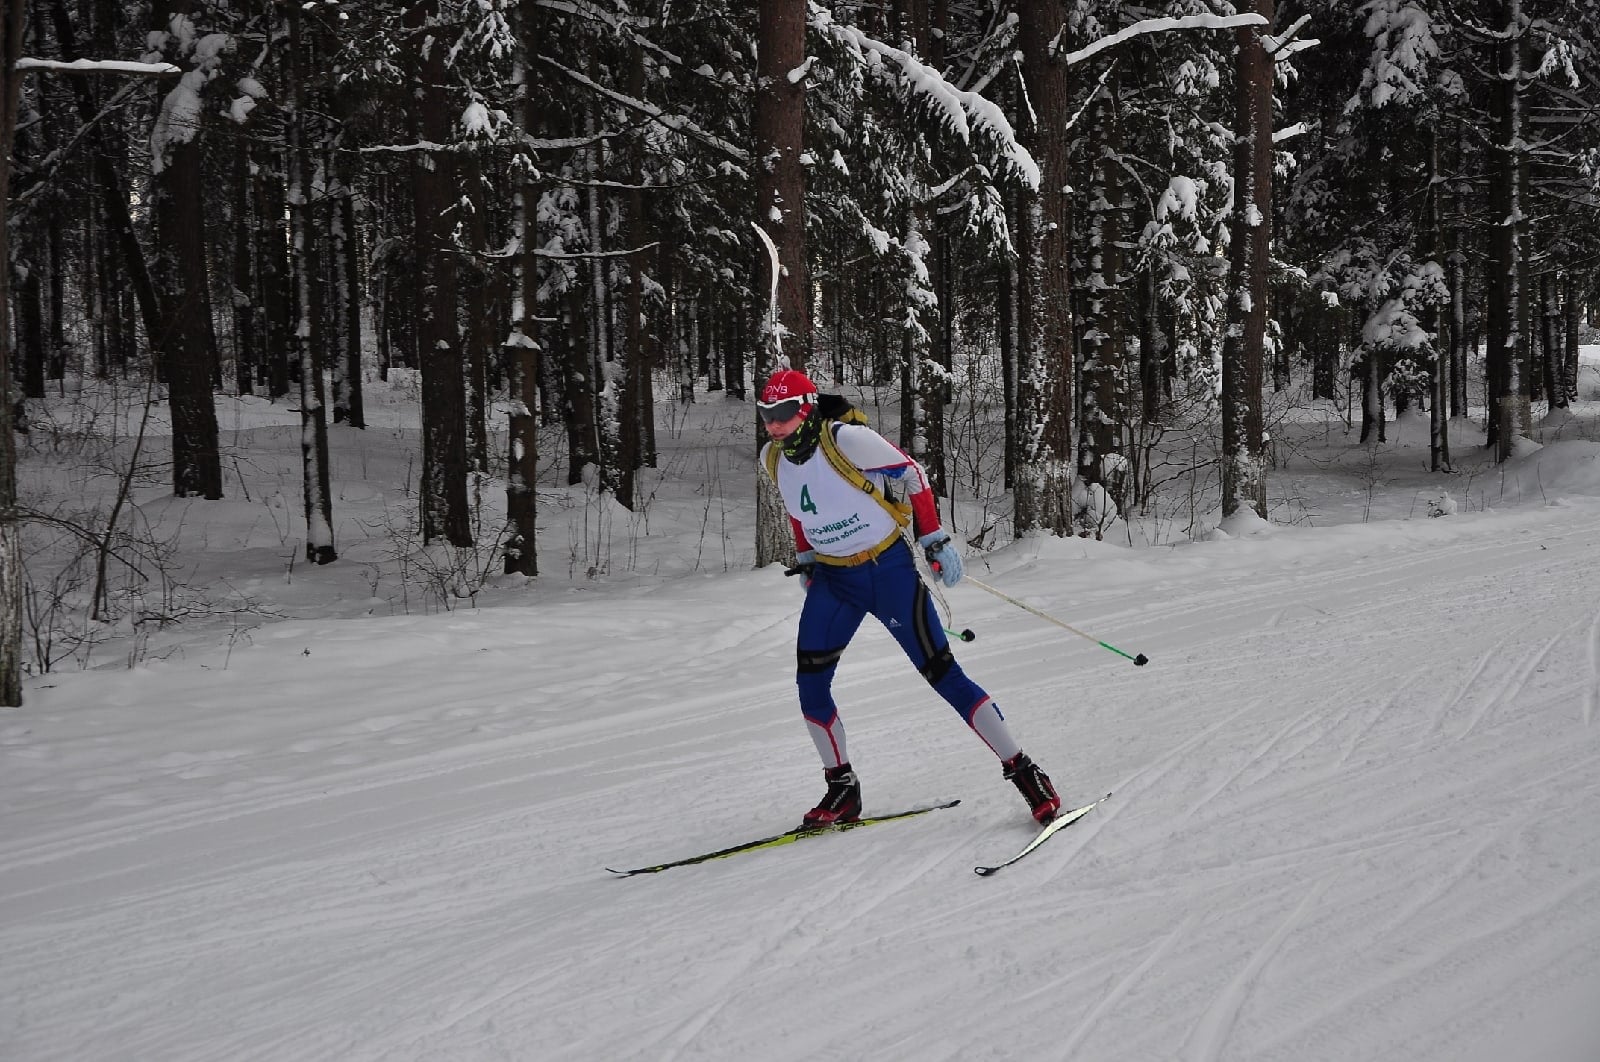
[918,532,964,587]
[787,549,816,590]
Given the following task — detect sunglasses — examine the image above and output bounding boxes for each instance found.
[757,397,806,424]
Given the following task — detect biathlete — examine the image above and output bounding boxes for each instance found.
[756,366,1061,827]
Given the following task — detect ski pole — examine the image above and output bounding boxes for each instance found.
[961,576,1149,666]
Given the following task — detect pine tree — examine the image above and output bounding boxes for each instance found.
[0,0,27,707]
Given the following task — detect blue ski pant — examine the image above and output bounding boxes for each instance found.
[796,539,990,751]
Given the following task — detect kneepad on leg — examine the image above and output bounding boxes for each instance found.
[796,645,845,722]
[796,645,849,766]
[919,645,955,685]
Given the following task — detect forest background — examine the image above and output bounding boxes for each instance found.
[1,0,1599,705]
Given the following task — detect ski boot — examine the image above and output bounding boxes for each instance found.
[802,763,862,827]
[1003,751,1060,824]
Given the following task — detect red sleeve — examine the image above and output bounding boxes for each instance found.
[790,515,814,552]
[910,490,940,541]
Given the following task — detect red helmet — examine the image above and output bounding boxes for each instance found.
[760,368,817,406]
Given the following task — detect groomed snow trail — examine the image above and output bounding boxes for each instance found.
[4,502,1600,1061]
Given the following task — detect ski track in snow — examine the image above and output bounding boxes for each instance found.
[5,502,1600,1060]
[1184,875,1336,1062]
[1055,909,1201,1060]
[1586,605,1600,729]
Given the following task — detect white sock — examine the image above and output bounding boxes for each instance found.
[807,716,849,768]
[969,698,1022,761]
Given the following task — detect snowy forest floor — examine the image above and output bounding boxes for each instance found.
[4,352,1600,1061]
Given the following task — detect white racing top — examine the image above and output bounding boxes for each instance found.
[764,424,935,559]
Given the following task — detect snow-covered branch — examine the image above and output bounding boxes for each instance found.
[536,54,748,163]
[1060,14,1270,67]
[482,238,662,262]
[533,242,662,261]
[357,131,620,156]
[358,140,480,156]
[1265,15,1317,60]
[814,10,1039,191]
[15,57,182,77]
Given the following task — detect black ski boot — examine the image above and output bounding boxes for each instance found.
[1003,751,1061,824]
[802,763,862,827]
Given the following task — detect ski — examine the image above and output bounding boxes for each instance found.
[974,792,1111,877]
[606,799,961,878]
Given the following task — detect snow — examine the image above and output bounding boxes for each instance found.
[14,58,181,76]
[460,101,495,138]
[5,352,1600,1060]
[149,69,209,173]
[1157,175,1201,222]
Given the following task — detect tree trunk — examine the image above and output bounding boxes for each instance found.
[287,5,335,563]
[702,298,718,394]
[926,0,950,501]
[1221,0,1273,519]
[254,136,293,399]
[459,152,492,474]
[1079,81,1130,523]
[1538,273,1562,410]
[232,137,257,395]
[720,303,744,400]
[1425,128,1450,470]
[999,223,1017,492]
[616,43,648,511]
[502,3,540,577]
[753,0,809,568]
[504,312,540,574]
[330,148,366,427]
[1358,349,1384,444]
[89,193,108,376]
[562,285,598,484]
[617,183,644,509]
[1563,272,1581,403]
[1014,0,1075,537]
[407,0,472,546]
[1,0,28,706]
[16,248,45,398]
[1449,200,1469,420]
[1488,0,1530,461]
[45,200,64,379]
[677,291,696,405]
[151,0,223,500]
[585,134,620,498]
[896,1,945,500]
[896,210,926,460]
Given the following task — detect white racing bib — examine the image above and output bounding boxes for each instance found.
[771,425,915,558]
